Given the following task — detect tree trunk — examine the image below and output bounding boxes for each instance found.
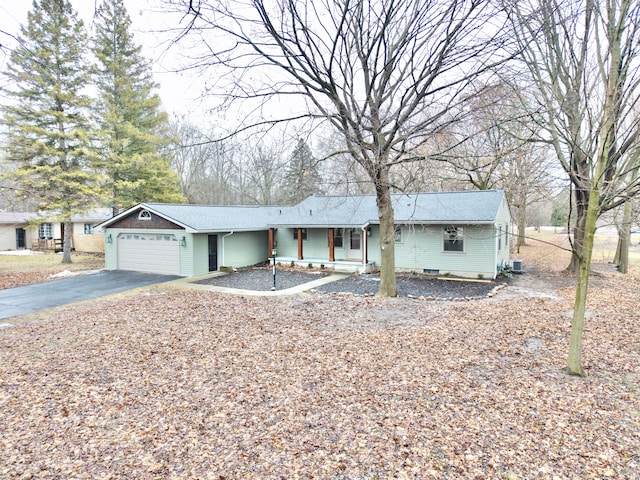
[568,0,624,373]
[62,220,73,264]
[566,185,601,376]
[566,194,588,273]
[616,198,633,273]
[517,206,527,248]
[613,234,622,265]
[375,177,397,297]
[615,166,637,272]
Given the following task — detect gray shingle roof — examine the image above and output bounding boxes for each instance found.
[272,190,506,227]
[102,191,506,232]
[0,212,37,224]
[71,208,113,222]
[0,209,112,224]
[141,203,283,232]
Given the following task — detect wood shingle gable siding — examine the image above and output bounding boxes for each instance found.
[107,210,183,230]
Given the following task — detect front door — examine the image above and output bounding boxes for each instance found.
[15,228,26,249]
[208,235,218,272]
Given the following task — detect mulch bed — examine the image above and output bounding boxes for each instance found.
[194,266,330,291]
[314,272,507,298]
[195,265,508,299]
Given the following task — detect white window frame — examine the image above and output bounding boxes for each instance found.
[394,225,403,244]
[330,228,343,248]
[84,223,94,234]
[138,210,152,220]
[38,223,52,239]
[350,229,361,250]
[443,226,464,253]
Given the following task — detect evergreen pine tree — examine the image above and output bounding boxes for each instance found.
[92,0,184,212]
[282,138,321,203]
[2,0,102,263]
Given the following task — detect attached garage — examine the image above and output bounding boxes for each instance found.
[100,203,281,277]
[117,233,180,275]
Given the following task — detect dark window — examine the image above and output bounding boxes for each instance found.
[443,226,464,252]
[84,224,94,234]
[332,228,343,248]
[350,229,361,249]
[293,228,308,240]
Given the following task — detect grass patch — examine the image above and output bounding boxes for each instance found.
[516,228,640,269]
[0,252,104,273]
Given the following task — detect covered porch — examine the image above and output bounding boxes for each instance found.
[269,255,376,273]
[268,226,375,273]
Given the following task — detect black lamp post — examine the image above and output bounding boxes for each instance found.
[271,248,277,291]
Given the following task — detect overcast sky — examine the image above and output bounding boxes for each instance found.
[0,0,209,119]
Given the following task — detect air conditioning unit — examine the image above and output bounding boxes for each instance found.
[511,259,524,274]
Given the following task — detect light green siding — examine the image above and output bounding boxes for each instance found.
[104,229,117,270]
[191,231,270,275]
[301,228,329,258]
[367,226,381,264]
[494,197,511,269]
[275,227,369,261]
[191,234,209,276]
[274,228,297,258]
[277,224,500,276]
[389,224,497,277]
[274,228,319,258]
[106,228,270,276]
[221,231,269,268]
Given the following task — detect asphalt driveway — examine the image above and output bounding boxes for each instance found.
[0,270,181,321]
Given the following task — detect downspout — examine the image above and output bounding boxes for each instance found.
[221,231,234,267]
[360,222,370,274]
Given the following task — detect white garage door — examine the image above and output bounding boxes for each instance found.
[117,233,180,275]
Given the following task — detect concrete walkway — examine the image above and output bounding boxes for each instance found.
[166,272,351,296]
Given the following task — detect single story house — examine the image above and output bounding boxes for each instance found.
[0,208,112,253]
[100,190,511,279]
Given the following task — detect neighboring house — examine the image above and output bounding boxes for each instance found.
[0,208,112,253]
[0,212,36,251]
[100,190,511,279]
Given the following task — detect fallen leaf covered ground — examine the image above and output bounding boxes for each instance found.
[0,241,639,478]
[0,253,104,290]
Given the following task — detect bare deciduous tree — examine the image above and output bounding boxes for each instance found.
[165,0,510,296]
[426,82,556,246]
[613,164,639,272]
[509,0,640,375]
[242,142,287,205]
[169,120,239,204]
